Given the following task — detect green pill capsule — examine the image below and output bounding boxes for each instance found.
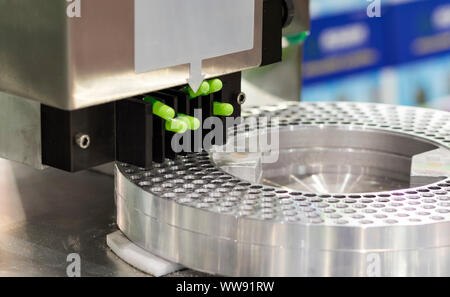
[178,114,200,130]
[143,97,175,120]
[198,81,210,95]
[184,81,210,98]
[165,118,188,134]
[207,79,223,94]
[213,102,234,117]
[286,30,310,46]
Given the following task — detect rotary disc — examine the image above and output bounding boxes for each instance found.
[116,102,450,276]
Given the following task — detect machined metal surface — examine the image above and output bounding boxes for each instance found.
[0,0,262,110]
[0,159,139,276]
[0,159,207,277]
[116,102,450,276]
[0,92,44,169]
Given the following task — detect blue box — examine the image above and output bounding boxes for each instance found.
[395,53,450,108]
[310,0,369,19]
[301,0,450,107]
[303,8,386,85]
[386,0,450,65]
[302,69,384,103]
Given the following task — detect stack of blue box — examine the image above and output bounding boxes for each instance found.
[302,0,450,109]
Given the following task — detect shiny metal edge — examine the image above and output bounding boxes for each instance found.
[116,189,450,277]
[115,166,450,251]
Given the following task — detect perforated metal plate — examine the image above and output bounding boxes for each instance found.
[116,103,450,276]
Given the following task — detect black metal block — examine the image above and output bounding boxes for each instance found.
[216,72,242,118]
[162,89,191,115]
[41,103,115,172]
[151,92,179,160]
[261,0,283,66]
[162,89,192,155]
[213,72,243,145]
[116,98,153,169]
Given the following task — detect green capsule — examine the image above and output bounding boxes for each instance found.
[285,30,310,46]
[178,114,201,130]
[184,81,210,99]
[207,79,223,94]
[165,118,188,134]
[213,102,234,117]
[143,97,175,120]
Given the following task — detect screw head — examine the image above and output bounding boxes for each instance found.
[75,133,90,149]
[237,92,246,105]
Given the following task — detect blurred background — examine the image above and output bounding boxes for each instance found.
[301,0,450,109]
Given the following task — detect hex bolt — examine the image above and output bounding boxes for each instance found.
[75,133,90,149]
[236,92,246,105]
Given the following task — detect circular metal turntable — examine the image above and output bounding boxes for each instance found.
[115,102,450,276]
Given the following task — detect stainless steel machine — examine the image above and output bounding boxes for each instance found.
[0,0,289,171]
[2,0,450,277]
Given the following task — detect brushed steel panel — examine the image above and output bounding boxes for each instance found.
[0,91,44,169]
[0,0,69,108]
[0,0,262,110]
